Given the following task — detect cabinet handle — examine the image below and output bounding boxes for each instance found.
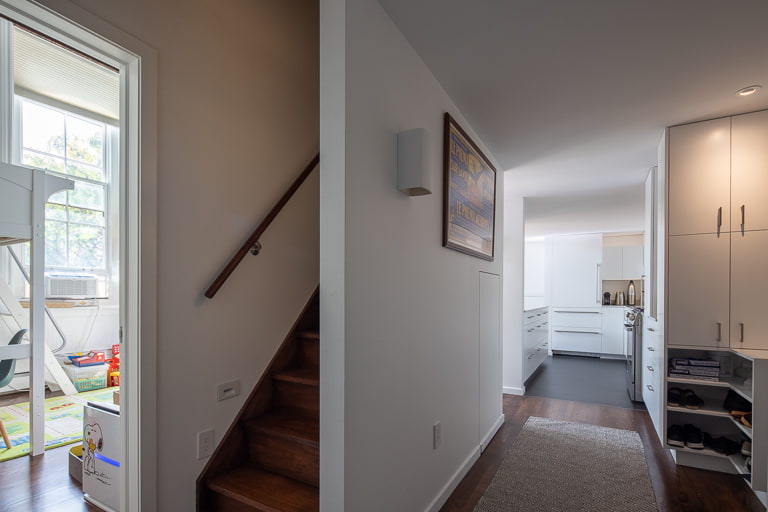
[741,205,746,235]
[554,330,600,334]
[716,322,721,342]
[647,384,654,392]
[528,353,536,360]
[740,323,745,343]
[717,206,722,237]
[647,365,654,372]
[553,310,600,314]
[647,327,655,332]
[647,346,655,352]
[527,328,535,333]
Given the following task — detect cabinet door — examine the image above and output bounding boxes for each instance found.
[622,246,644,280]
[732,110,768,233]
[644,168,657,316]
[600,307,624,355]
[731,231,768,350]
[668,118,731,236]
[667,233,730,347]
[602,246,623,280]
[552,234,602,307]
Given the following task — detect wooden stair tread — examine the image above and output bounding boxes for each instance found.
[273,368,318,386]
[296,331,319,340]
[246,411,319,446]
[208,466,318,512]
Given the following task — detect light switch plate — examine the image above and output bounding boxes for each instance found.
[217,380,240,401]
[197,429,214,459]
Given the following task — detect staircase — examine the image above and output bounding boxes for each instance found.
[198,290,319,512]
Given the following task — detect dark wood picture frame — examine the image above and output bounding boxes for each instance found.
[443,113,497,261]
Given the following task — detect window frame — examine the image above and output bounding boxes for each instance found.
[13,93,119,296]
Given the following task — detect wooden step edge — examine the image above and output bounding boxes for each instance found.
[273,370,319,387]
[207,467,318,512]
[296,331,319,340]
[245,417,319,448]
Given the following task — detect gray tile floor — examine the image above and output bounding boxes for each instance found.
[525,354,647,410]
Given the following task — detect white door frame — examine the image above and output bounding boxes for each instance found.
[0,1,158,511]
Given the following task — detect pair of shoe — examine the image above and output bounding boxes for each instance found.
[668,424,704,449]
[732,411,753,429]
[704,433,741,455]
[668,388,704,409]
[724,390,752,416]
[742,440,752,457]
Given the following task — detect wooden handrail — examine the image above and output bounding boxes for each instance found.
[204,153,320,299]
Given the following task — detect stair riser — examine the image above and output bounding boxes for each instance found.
[300,338,319,368]
[248,435,319,487]
[274,381,319,417]
[210,492,271,512]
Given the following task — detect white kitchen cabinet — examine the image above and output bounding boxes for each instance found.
[731,231,768,350]
[641,321,664,443]
[644,168,657,319]
[732,110,768,233]
[552,234,602,308]
[667,233,730,347]
[622,246,643,279]
[601,246,623,280]
[668,117,731,236]
[551,329,602,353]
[601,307,624,355]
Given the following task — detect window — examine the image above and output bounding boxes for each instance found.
[18,97,114,291]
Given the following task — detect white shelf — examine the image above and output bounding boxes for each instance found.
[669,445,750,477]
[667,444,729,458]
[731,417,753,439]
[667,376,752,402]
[667,404,730,418]
[729,453,751,476]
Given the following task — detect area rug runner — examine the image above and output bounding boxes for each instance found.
[474,417,658,512]
[0,387,115,462]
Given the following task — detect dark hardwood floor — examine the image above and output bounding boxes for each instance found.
[0,444,97,511]
[441,394,764,512]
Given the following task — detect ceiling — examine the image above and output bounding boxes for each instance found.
[379,0,768,198]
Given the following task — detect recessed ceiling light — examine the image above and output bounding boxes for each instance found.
[737,85,762,97]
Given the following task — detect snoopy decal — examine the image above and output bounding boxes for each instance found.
[83,422,103,475]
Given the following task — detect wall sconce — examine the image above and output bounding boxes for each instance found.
[397,128,432,196]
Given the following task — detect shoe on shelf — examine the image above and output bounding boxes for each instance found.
[683,424,704,450]
[742,440,752,457]
[746,457,752,472]
[667,425,685,448]
[723,390,752,416]
[706,435,740,455]
[668,387,683,407]
[681,389,704,410]
[741,413,753,429]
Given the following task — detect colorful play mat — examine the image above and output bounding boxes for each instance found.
[0,387,115,462]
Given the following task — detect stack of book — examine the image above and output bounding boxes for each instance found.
[669,358,720,382]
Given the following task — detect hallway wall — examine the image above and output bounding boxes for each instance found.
[321,0,508,510]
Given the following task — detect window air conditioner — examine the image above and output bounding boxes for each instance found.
[45,272,99,299]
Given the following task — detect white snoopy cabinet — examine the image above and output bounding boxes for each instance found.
[83,401,121,511]
[0,161,74,455]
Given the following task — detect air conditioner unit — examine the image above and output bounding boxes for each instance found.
[45,272,99,299]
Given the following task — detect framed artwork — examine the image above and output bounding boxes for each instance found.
[443,113,497,261]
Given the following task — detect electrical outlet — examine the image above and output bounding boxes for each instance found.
[197,429,214,460]
[217,380,240,401]
[433,421,441,450]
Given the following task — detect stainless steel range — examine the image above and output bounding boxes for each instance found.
[624,307,644,402]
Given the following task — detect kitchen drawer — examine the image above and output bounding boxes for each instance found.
[524,322,548,349]
[551,329,601,353]
[523,344,547,382]
[551,309,602,329]
[524,308,548,326]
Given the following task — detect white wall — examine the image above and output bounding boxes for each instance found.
[38,1,320,511]
[525,184,644,238]
[503,184,524,395]
[321,0,506,509]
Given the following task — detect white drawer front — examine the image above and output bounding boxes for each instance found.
[524,309,548,326]
[551,329,601,353]
[551,309,602,329]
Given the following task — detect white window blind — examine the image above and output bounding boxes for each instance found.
[13,27,119,121]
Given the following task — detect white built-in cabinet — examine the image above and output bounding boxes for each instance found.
[601,245,643,280]
[732,110,768,232]
[731,230,768,350]
[601,246,622,280]
[667,233,730,348]
[552,234,602,308]
[668,117,731,236]
[667,111,768,351]
[600,307,624,355]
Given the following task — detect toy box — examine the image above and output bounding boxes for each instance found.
[63,363,108,392]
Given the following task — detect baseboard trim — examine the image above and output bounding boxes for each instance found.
[423,445,481,512]
[480,413,505,452]
[503,386,525,396]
